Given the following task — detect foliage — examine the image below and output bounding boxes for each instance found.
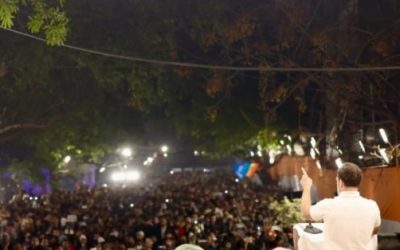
[0,0,68,45]
[0,29,145,174]
[1,0,400,174]
[269,197,302,227]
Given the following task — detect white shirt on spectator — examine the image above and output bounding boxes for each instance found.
[310,191,380,250]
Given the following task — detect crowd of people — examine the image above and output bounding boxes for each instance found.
[0,170,294,250]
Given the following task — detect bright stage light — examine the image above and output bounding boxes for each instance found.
[286,145,292,155]
[310,148,316,159]
[161,145,169,153]
[99,167,106,173]
[126,170,140,181]
[111,170,140,182]
[111,172,125,182]
[163,153,168,158]
[63,155,71,164]
[358,140,366,153]
[335,158,344,168]
[379,128,389,144]
[194,150,199,156]
[379,148,390,163]
[310,137,317,148]
[121,147,132,157]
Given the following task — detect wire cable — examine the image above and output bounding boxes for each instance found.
[2,27,400,72]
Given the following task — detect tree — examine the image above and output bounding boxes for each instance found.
[1,0,399,169]
[0,0,68,45]
[0,29,147,177]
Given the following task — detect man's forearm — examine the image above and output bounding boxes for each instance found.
[301,186,312,220]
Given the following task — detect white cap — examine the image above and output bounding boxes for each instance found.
[175,244,204,250]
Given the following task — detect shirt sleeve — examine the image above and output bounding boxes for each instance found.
[373,201,381,227]
[309,198,333,221]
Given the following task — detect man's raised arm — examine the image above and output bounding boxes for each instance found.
[300,167,313,221]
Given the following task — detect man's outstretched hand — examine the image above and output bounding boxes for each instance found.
[300,167,313,190]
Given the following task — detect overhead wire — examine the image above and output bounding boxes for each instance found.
[2,27,400,72]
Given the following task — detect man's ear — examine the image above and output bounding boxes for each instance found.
[338,179,344,188]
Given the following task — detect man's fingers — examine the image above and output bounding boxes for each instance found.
[301,167,308,176]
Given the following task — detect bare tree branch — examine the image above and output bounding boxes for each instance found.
[0,123,47,136]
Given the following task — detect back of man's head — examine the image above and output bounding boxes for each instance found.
[337,162,362,187]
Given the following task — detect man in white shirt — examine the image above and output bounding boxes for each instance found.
[300,162,381,250]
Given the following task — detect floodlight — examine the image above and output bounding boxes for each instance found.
[126,170,140,181]
[161,145,169,153]
[358,140,366,153]
[121,147,132,157]
[310,137,317,148]
[379,128,389,144]
[310,148,316,159]
[335,158,344,168]
[378,148,390,163]
[63,155,71,164]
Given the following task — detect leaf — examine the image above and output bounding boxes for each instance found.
[0,1,19,28]
[27,15,44,33]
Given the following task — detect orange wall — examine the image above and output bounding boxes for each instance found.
[267,156,400,221]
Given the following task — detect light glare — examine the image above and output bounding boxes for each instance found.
[310,137,317,148]
[111,170,140,182]
[335,158,344,168]
[379,128,389,144]
[358,140,366,153]
[161,145,169,153]
[121,147,132,157]
[379,148,390,163]
[63,155,71,164]
[316,160,322,169]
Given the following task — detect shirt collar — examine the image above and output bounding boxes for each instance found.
[339,191,360,197]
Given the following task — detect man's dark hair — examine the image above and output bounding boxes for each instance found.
[337,162,362,187]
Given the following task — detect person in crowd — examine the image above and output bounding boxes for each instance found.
[0,170,293,250]
[300,162,381,249]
